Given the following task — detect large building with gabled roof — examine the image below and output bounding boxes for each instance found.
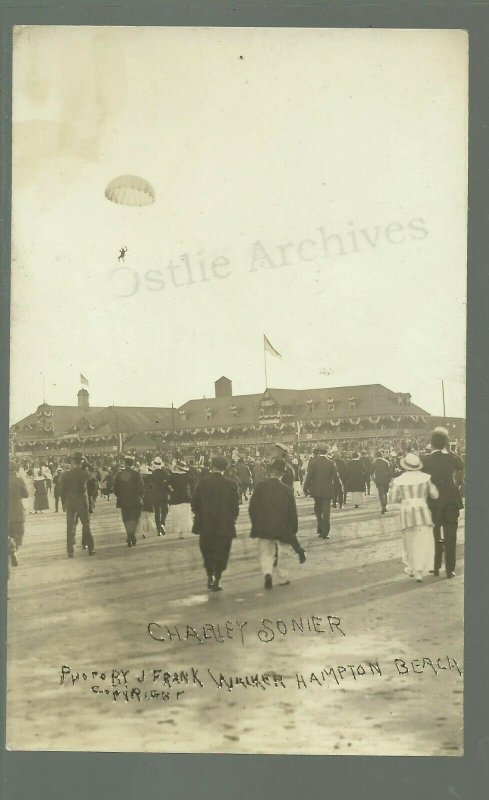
[10,377,464,457]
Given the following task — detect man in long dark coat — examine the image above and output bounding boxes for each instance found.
[422,428,464,579]
[303,446,343,539]
[249,459,305,589]
[371,450,393,514]
[332,451,348,509]
[360,450,373,495]
[191,455,239,592]
[113,456,145,547]
[150,456,170,535]
[59,452,95,557]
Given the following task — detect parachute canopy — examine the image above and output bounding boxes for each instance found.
[105,175,155,207]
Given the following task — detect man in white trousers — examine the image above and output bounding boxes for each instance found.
[248,459,305,590]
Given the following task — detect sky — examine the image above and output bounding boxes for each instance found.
[10,26,467,423]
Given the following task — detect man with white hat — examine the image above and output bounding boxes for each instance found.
[150,456,170,535]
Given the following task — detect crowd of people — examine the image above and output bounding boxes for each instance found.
[8,427,465,588]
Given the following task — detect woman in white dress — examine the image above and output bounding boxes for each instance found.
[390,452,439,582]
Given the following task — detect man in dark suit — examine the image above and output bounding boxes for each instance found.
[113,456,145,547]
[150,456,170,535]
[249,459,305,590]
[371,450,393,514]
[360,450,373,495]
[191,455,240,592]
[59,451,95,557]
[235,458,253,502]
[303,446,343,540]
[422,428,464,579]
[332,451,348,509]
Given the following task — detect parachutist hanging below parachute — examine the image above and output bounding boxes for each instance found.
[106,175,155,271]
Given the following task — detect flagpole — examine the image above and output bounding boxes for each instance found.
[263,342,268,389]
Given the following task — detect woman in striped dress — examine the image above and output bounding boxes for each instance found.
[390,452,439,582]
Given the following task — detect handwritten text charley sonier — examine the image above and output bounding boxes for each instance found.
[147,615,345,645]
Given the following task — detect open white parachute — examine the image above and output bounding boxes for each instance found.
[105,175,155,207]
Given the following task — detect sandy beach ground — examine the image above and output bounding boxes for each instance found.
[6,490,464,755]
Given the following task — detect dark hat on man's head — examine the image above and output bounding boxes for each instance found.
[317,445,328,455]
[211,455,229,472]
[71,451,84,463]
[269,458,286,475]
[433,426,449,439]
[431,426,449,449]
[124,455,134,465]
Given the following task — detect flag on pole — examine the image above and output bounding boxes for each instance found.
[264,334,282,359]
[80,373,89,386]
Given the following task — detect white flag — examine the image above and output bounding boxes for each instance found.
[80,373,89,386]
[264,334,282,359]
